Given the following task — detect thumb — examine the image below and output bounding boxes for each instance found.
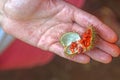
[4,0,44,20]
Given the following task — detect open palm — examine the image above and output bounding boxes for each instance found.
[2,0,120,64]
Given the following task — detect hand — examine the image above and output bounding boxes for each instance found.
[1,0,120,64]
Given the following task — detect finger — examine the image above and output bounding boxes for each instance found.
[73,8,117,43]
[96,37,120,57]
[49,42,90,64]
[72,23,85,34]
[86,48,112,64]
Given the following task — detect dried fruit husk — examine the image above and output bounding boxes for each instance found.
[60,32,81,55]
[60,32,81,47]
[60,26,96,56]
[80,27,97,52]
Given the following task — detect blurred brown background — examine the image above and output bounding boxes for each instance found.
[0,0,120,80]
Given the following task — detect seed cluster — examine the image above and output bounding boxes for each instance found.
[70,28,92,54]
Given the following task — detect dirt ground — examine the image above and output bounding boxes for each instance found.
[0,0,120,80]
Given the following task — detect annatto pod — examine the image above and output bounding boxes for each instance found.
[79,26,97,52]
[60,32,81,55]
[60,26,97,56]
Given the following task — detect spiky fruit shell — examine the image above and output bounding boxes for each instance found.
[60,32,81,55]
[83,26,97,52]
[64,44,83,56]
[64,46,77,56]
[60,32,81,47]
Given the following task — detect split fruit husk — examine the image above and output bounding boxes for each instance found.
[60,32,81,47]
[82,27,97,52]
[60,32,81,55]
[60,27,96,56]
